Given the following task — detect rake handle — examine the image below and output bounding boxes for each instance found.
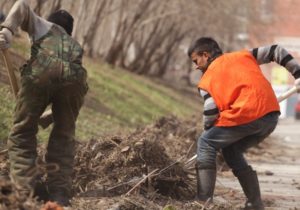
[1,49,53,129]
[277,86,298,103]
[186,86,299,165]
[1,49,19,98]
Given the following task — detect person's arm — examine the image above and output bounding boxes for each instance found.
[199,88,219,130]
[0,0,52,42]
[250,45,300,79]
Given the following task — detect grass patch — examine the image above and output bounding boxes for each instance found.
[0,85,51,146]
[0,43,201,143]
[0,85,14,146]
[75,59,200,140]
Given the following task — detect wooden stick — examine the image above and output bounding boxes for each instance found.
[125,168,158,196]
[156,157,183,176]
[1,49,19,98]
[185,142,195,159]
[0,149,8,155]
[185,86,300,166]
[185,154,197,165]
[277,86,298,102]
[1,49,53,129]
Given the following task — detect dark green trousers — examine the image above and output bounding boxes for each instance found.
[8,76,87,196]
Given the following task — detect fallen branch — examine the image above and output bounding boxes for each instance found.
[185,154,196,166]
[107,176,141,191]
[0,149,8,155]
[185,142,195,159]
[125,169,158,196]
[154,157,183,176]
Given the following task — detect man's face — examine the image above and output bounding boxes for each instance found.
[191,51,210,72]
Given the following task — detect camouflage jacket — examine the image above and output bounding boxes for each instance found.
[22,24,87,85]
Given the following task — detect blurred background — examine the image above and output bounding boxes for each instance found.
[1,2,300,209]
[1,0,300,118]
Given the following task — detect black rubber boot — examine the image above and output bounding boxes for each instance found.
[33,179,50,202]
[233,166,264,210]
[196,168,217,202]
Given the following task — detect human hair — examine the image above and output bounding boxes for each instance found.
[47,10,74,36]
[188,37,223,58]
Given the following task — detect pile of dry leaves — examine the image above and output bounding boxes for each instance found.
[1,115,239,209]
[72,115,201,200]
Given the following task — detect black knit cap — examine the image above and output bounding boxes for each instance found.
[47,10,73,36]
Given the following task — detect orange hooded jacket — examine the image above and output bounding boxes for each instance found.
[198,50,280,126]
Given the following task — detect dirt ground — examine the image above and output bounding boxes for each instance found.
[1,116,300,210]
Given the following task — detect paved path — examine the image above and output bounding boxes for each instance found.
[217,118,300,209]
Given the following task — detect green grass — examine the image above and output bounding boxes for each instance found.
[0,84,52,145]
[0,46,200,143]
[0,85,14,146]
[75,60,199,139]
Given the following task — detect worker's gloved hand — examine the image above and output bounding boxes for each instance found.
[0,28,12,49]
[294,78,300,93]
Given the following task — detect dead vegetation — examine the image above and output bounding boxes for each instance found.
[1,115,229,209]
[0,179,41,210]
[1,115,277,209]
[72,115,200,201]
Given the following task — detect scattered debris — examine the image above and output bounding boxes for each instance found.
[1,116,298,209]
[265,170,274,176]
[0,179,41,210]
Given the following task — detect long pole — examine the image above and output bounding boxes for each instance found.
[185,85,299,165]
[1,49,19,98]
[1,49,53,128]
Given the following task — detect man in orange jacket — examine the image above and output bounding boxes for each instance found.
[188,37,300,210]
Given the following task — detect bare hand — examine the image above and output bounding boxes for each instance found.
[294,78,300,93]
[0,28,12,49]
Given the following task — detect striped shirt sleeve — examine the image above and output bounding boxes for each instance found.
[199,88,219,130]
[250,45,300,79]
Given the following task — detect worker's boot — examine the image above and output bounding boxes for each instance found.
[234,166,264,210]
[196,167,216,202]
[48,189,71,207]
[33,177,49,202]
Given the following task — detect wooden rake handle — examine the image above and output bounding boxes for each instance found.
[1,49,53,129]
[1,49,19,98]
[277,86,299,103]
[185,86,299,165]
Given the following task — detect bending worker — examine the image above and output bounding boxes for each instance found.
[0,0,88,206]
[188,37,300,210]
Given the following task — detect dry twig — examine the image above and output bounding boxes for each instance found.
[125,169,158,196]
